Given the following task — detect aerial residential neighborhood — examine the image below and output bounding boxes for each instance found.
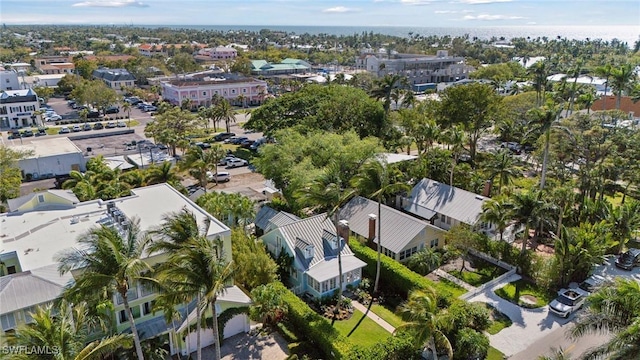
[0,5,639,360]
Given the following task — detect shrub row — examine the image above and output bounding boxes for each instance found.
[273,282,352,359]
[349,239,458,304]
[348,333,420,360]
[53,117,129,125]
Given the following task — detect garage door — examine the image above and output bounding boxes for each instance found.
[184,328,215,352]
[224,314,249,338]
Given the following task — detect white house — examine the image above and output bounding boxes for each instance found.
[0,184,252,354]
[8,137,86,179]
[0,88,42,128]
[0,69,21,91]
[92,68,136,90]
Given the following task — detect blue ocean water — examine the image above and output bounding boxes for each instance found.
[149,25,639,46]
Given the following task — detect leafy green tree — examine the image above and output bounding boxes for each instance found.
[444,225,482,273]
[485,149,521,194]
[180,146,219,191]
[553,222,609,286]
[406,248,441,275]
[167,53,199,78]
[73,58,98,79]
[212,98,235,133]
[436,83,502,162]
[396,288,453,360]
[245,84,386,140]
[144,162,180,186]
[230,56,252,76]
[610,63,637,110]
[606,200,640,254]
[231,229,278,291]
[0,146,32,209]
[197,192,256,228]
[56,219,153,360]
[571,278,640,359]
[509,190,553,253]
[32,86,54,102]
[145,106,199,156]
[351,159,409,295]
[55,74,81,95]
[370,74,407,116]
[6,301,133,360]
[249,283,288,327]
[453,328,489,360]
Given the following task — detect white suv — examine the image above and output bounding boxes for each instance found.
[207,171,230,183]
[549,288,587,318]
[226,159,248,168]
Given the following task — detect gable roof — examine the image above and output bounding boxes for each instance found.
[254,206,300,232]
[341,196,440,253]
[7,189,79,212]
[93,68,136,82]
[404,178,487,225]
[0,271,65,314]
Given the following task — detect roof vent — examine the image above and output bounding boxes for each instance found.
[475,195,484,200]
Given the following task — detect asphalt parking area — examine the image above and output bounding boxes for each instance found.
[71,133,153,157]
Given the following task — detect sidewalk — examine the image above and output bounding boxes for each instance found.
[351,300,396,333]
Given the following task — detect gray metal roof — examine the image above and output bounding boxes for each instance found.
[0,271,64,314]
[254,205,279,230]
[92,68,136,82]
[278,214,354,271]
[404,178,487,225]
[269,211,300,229]
[341,196,438,253]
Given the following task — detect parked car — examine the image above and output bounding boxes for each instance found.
[578,274,606,294]
[218,155,238,166]
[9,130,21,139]
[21,129,34,137]
[240,140,255,149]
[229,136,249,145]
[106,121,116,128]
[104,106,120,114]
[137,102,150,109]
[87,110,101,119]
[142,105,157,112]
[213,132,236,142]
[72,125,82,132]
[206,171,231,183]
[67,100,76,108]
[83,123,92,131]
[615,248,640,270]
[117,121,127,128]
[35,128,47,137]
[46,114,62,122]
[58,126,70,134]
[193,142,211,150]
[125,97,142,105]
[500,142,523,154]
[226,158,248,168]
[93,122,104,130]
[549,288,587,318]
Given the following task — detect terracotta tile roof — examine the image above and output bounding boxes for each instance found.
[591,96,640,116]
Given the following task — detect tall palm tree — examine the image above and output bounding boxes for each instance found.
[480,198,512,242]
[122,101,132,127]
[606,200,640,254]
[577,90,597,114]
[526,102,561,190]
[370,74,406,116]
[149,209,206,359]
[528,61,549,106]
[610,63,636,111]
[62,170,98,201]
[180,146,219,191]
[213,98,236,133]
[144,162,180,185]
[396,288,453,359]
[486,149,521,194]
[509,190,547,253]
[594,63,613,110]
[571,278,640,359]
[156,236,233,360]
[351,159,409,295]
[295,162,356,314]
[56,219,153,360]
[566,59,584,116]
[443,125,465,185]
[7,302,133,360]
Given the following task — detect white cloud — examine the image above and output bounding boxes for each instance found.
[459,0,512,4]
[322,6,355,13]
[463,13,524,20]
[72,0,148,7]
[401,0,432,5]
[527,21,537,25]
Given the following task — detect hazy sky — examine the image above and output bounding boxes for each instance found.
[1,0,639,27]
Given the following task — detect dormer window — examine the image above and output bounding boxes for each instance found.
[304,245,314,259]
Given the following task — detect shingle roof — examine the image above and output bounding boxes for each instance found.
[92,68,136,82]
[0,271,65,314]
[341,196,439,253]
[405,178,487,225]
[278,214,353,271]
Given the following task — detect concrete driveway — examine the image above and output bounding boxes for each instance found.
[467,274,572,357]
[188,331,289,360]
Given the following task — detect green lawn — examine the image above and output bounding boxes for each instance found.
[486,346,505,360]
[448,259,507,287]
[494,279,555,309]
[333,308,391,348]
[437,278,467,298]
[370,304,404,329]
[478,303,513,335]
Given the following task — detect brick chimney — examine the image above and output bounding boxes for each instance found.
[338,220,350,245]
[482,180,492,197]
[368,213,377,242]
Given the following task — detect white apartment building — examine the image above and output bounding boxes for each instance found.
[161,73,267,108]
[356,49,474,85]
[0,184,251,355]
[0,69,21,91]
[0,88,42,128]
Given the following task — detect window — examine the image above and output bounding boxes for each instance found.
[118,310,127,324]
[446,217,452,225]
[140,283,154,297]
[24,307,36,323]
[329,278,336,290]
[430,238,439,248]
[7,266,16,274]
[290,268,297,280]
[1,313,16,331]
[440,214,445,222]
[142,301,153,316]
[131,305,141,319]
[0,107,7,115]
[38,194,45,203]
[242,88,247,93]
[203,91,207,96]
[231,89,236,94]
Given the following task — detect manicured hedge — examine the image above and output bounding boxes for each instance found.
[347,332,420,360]
[349,240,462,302]
[273,282,352,359]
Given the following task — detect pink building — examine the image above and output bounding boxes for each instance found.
[161,75,267,108]
[198,46,238,60]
